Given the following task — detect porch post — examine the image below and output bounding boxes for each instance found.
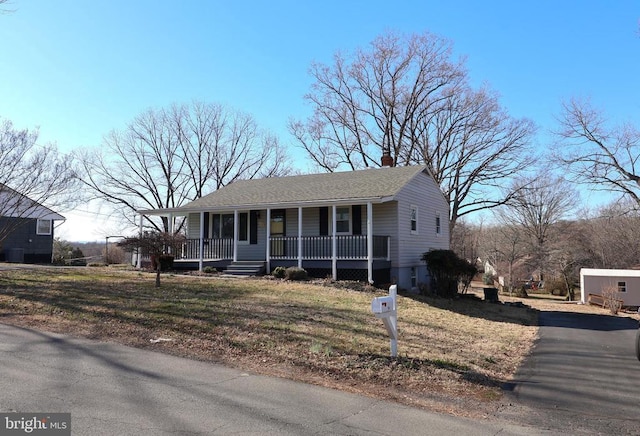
[266,208,271,274]
[233,209,238,262]
[167,213,174,255]
[297,207,303,268]
[198,211,205,271]
[332,205,337,280]
[136,215,143,268]
[367,202,373,284]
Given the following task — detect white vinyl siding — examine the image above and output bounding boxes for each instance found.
[394,171,449,268]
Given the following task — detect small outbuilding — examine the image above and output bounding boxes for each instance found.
[580,268,640,307]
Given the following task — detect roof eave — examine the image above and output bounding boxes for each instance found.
[138,196,396,216]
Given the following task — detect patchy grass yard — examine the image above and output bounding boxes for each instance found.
[0,267,582,417]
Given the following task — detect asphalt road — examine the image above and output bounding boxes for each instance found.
[3,310,640,435]
[496,311,640,435]
[0,323,547,436]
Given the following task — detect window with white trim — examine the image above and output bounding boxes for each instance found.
[211,213,239,239]
[618,281,627,293]
[36,219,52,235]
[410,205,418,234]
[435,213,441,235]
[335,206,351,234]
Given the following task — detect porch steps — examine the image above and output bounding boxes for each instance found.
[223,261,266,277]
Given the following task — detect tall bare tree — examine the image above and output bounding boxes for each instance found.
[0,118,78,247]
[479,222,528,293]
[500,172,578,280]
[556,97,640,207]
[75,101,291,233]
[289,31,536,231]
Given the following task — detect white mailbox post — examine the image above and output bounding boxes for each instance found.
[371,285,398,357]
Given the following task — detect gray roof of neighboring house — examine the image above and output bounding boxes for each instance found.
[141,165,431,214]
[0,184,65,220]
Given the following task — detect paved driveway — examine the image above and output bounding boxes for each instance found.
[496,311,640,434]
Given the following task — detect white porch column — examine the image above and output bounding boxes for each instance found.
[298,207,303,268]
[198,211,205,271]
[136,215,143,268]
[167,213,174,254]
[233,209,238,262]
[266,208,271,273]
[367,202,373,284]
[332,205,337,280]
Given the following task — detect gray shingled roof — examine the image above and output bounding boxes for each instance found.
[144,165,429,214]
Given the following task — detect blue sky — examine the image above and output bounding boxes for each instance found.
[1,1,638,240]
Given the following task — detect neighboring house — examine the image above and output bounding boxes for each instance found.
[138,165,450,290]
[580,268,640,307]
[0,186,65,263]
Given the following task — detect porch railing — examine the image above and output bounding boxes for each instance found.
[173,235,390,261]
[177,238,234,260]
[269,235,389,260]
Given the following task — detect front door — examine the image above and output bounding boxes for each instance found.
[270,209,286,256]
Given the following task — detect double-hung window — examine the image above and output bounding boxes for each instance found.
[410,205,418,234]
[36,219,52,235]
[211,214,235,239]
[335,207,350,234]
[618,281,627,293]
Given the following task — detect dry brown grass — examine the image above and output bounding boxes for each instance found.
[0,268,634,418]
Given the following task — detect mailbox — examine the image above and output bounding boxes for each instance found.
[371,285,398,357]
[371,296,395,314]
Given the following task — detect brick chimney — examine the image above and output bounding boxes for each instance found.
[381,150,394,167]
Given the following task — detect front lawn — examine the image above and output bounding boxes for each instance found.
[0,268,538,418]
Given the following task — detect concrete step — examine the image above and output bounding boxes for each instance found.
[224,261,266,277]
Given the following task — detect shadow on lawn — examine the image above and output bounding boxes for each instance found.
[0,269,512,393]
[0,270,382,350]
[402,291,539,327]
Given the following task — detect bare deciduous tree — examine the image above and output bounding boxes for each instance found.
[289,31,536,231]
[118,231,185,287]
[482,222,528,294]
[578,200,640,268]
[75,101,291,233]
[0,118,78,248]
[556,97,640,207]
[500,172,578,280]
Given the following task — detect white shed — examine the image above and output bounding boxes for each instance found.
[580,268,640,307]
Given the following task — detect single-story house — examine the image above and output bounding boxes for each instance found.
[580,268,640,307]
[138,164,450,290]
[0,185,65,263]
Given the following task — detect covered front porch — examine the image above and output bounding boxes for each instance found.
[140,202,393,284]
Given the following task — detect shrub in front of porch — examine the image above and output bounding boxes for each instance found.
[272,266,287,279]
[285,267,308,281]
